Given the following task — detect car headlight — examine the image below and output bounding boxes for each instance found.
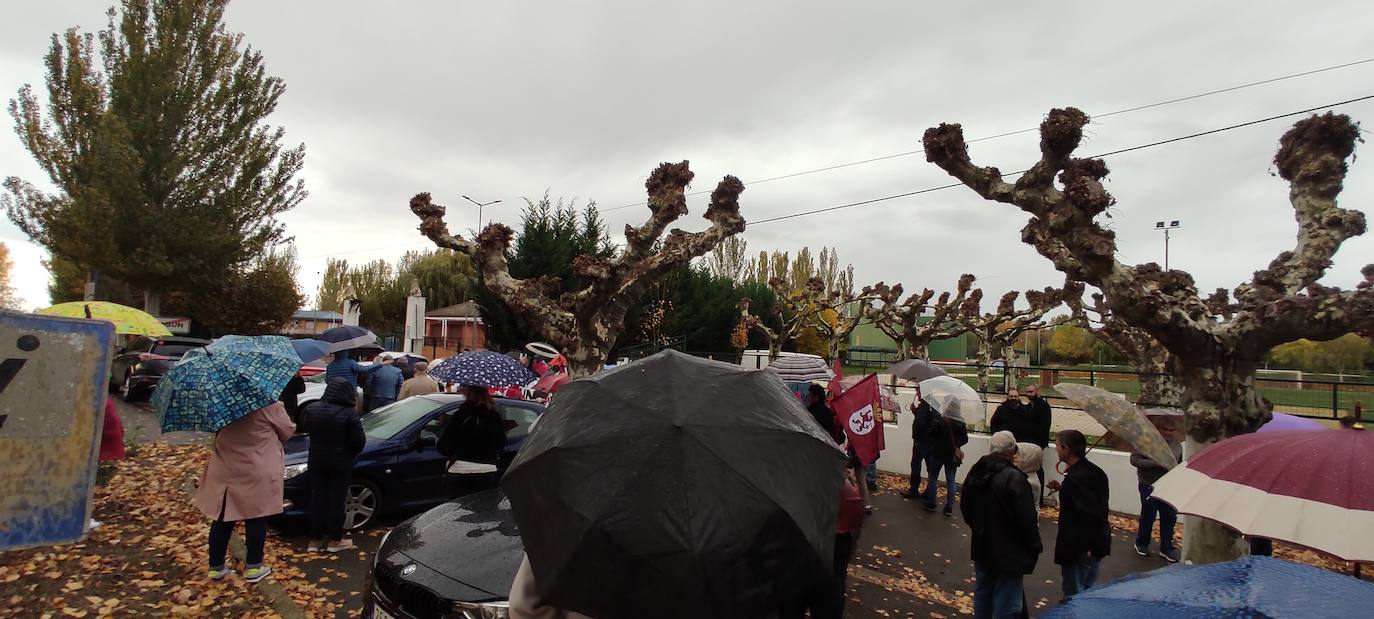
[283,463,308,480]
[451,601,509,619]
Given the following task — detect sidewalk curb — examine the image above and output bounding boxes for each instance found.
[182,477,307,619]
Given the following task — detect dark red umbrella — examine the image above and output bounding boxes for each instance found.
[1153,427,1374,562]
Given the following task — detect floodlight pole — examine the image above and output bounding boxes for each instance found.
[1155,220,1182,270]
[462,195,503,232]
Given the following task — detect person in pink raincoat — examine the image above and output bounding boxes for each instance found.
[193,401,295,583]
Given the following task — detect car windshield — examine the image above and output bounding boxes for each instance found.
[361,397,444,440]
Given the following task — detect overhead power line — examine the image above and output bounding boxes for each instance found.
[748,94,1374,226]
[601,57,1374,213]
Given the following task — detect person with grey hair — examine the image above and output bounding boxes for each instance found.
[399,361,441,400]
[961,431,1041,619]
[1047,429,1111,598]
[364,354,405,412]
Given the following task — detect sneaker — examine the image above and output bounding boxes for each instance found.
[89,519,102,530]
[866,481,879,492]
[208,566,233,580]
[326,538,356,553]
[307,540,321,553]
[243,566,272,583]
[922,501,938,513]
[900,489,919,499]
[1133,542,1150,557]
[1160,547,1181,563]
[943,505,954,516]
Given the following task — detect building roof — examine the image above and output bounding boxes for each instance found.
[427,301,482,318]
[293,310,345,321]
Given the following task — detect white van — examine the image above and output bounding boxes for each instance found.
[738,350,825,370]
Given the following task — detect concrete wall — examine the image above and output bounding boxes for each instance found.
[875,395,1146,517]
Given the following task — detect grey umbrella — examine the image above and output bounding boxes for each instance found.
[884,359,949,382]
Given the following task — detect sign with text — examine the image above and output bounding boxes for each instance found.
[0,311,114,550]
[158,316,191,335]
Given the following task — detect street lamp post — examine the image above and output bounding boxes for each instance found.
[462,195,502,232]
[1155,220,1181,270]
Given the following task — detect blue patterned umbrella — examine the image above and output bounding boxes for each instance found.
[152,335,302,433]
[1043,556,1374,618]
[429,351,538,387]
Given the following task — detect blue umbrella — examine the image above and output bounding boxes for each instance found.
[1043,556,1374,618]
[152,335,302,433]
[318,325,377,353]
[290,338,331,365]
[430,351,538,387]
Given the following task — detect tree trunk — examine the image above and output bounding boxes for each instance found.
[1135,349,1182,407]
[1001,344,1021,388]
[975,341,992,393]
[143,290,161,316]
[908,341,929,361]
[84,271,97,302]
[768,340,782,361]
[1176,357,1267,564]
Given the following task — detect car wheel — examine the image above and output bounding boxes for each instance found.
[343,479,381,530]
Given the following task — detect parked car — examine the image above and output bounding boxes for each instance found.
[365,488,521,619]
[280,394,542,530]
[109,336,209,401]
[298,371,364,413]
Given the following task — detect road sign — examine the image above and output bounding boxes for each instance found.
[0,311,114,550]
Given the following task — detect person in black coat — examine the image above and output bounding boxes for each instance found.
[961,431,1041,619]
[437,385,509,498]
[904,387,938,498]
[1024,384,1053,506]
[1047,429,1111,599]
[990,386,1036,444]
[923,411,969,514]
[298,378,366,552]
[805,384,842,445]
[279,373,307,425]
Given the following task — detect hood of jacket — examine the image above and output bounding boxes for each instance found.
[323,377,357,406]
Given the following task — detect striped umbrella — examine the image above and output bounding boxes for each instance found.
[765,356,833,382]
[1152,427,1373,562]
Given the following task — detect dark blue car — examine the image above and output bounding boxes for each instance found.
[281,394,543,529]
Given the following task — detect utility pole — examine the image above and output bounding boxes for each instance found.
[1155,220,1181,270]
[462,195,502,232]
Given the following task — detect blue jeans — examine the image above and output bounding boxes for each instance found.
[973,563,1024,619]
[1135,482,1177,552]
[909,442,933,491]
[1060,556,1101,598]
[866,462,877,485]
[923,460,958,509]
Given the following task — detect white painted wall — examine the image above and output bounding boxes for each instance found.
[876,420,1146,517]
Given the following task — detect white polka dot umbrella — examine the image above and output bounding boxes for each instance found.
[428,351,538,387]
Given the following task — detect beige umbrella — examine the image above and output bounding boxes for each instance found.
[1054,382,1177,469]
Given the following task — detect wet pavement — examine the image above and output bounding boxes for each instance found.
[115,399,1169,617]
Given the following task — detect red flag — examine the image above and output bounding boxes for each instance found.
[826,357,844,397]
[831,373,884,466]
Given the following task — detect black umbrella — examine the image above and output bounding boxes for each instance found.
[884,358,948,382]
[317,325,377,353]
[502,350,847,619]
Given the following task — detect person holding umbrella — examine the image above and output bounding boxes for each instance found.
[1130,421,1183,563]
[194,401,295,582]
[365,354,405,412]
[904,386,937,499]
[1046,430,1111,598]
[924,407,969,515]
[436,385,508,497]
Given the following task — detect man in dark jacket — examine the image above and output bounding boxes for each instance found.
[1131,422,1183,563]
[299,379,367,553]
[805,384,842,445]
[961,431,1041,619]
[923,410,969,515]
[1024,384,1052,506]
[904,386,938,498]
[990,386,1036,444]
[1047,429,1111,598]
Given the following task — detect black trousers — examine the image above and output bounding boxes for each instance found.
[779,532,856,619]
[309,468,350,541]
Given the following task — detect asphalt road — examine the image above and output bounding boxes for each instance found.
[116,398,1168,618]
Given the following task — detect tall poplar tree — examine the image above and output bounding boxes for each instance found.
[4,0,305,313]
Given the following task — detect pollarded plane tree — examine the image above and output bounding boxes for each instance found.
[806,279,880,363]
[925,109,1374,562]
[411,161,746,378]
[966,285,1067,393]
[1062,282,1185,407]
[737,276,825,361]
[859,274,982,361]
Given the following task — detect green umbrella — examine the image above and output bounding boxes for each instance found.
[1054,382,1177,469]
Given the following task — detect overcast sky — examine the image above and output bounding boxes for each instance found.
[2,1,1372,318]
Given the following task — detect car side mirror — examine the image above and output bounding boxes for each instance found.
[416,433,437,450]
